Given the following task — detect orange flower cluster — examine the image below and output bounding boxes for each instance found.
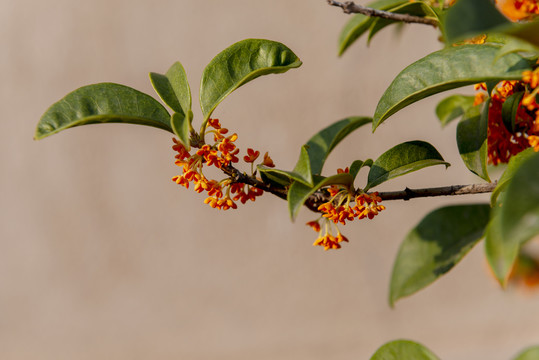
[497,0,539,21]
[475,77,539,165]
[171,119,274,210]
[307,177,386,250]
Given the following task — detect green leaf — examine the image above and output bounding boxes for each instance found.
[200,39,301,122]
[513,346,539,360]
[337,0,408,56]
[456,101,490,182]
[367,2,438,45]
[149,61,192,115]
[503,19,539,48]
[365,141,449,191]
[35,83,172,140]
[301,117,372,176]
[435,94,476,127]
[389,204,490,306]
[501,91,524,133]
[495,37,539,62]
[485,192,518,286]
[372,45,532,130]
[171,112,191,151]
[370,340,440,360]
[258,146,313,186]
[350,159,373,180]
[442,0,510,45]
[491,148,535,206]
[287,173,354,221]
[501,152,539,247]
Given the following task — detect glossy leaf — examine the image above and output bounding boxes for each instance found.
[372,45,531,130]
[367,2,438,44]
[389,204,490,306]
[365,141,449,191]
[501,152,539,247]
[258,146,313,186]
[171,112,191,151]
[301,117,372,176]
[491,148,535,206]
[442,0,510,45]
[435,94,476,127]
[337,0,407,56]
[456,102,490,182]
[350,159,373,180]
[513,346,539,360]
[485,192,519,286]
[495,37,539,62]
[288,173,354,221]
[370,340,440,360]
[200,39,302,121]
[501,91,524,133]
[35,83,172,140]
[149,61,192,115]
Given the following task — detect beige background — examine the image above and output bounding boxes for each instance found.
[2,1,538,359]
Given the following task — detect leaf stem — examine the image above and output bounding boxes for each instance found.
[327,0,439,27]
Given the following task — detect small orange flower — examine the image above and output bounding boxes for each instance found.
[243,148,260,163]
[306,220,321,233]
[262,152,275,168]
[528,135,539,151]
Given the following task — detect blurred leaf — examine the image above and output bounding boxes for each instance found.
[338,0,408,56]
[372,45,531,130]
[288,173,354,221]
[491,148,535,206]
[456,101,490,181]
[171,112,191,151]
[501,152,539,246]
[389,204,490,306]
[513,346,539,360]
[200,39,301,122]
[485,192,519,286]
[35,83,171,140]
[503,19,539,48]
[495,37,539,61]
[350,159,373,180]
[435,94,476,127]
[149,61,192,115]
[368,2,438,44]
[365,141,449,191]
[301,117,372,176]
[442,0,510,45]
[501,91,524,132]
[370,340,440,360]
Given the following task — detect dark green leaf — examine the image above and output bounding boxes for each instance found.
[35,83,172,140]
[258,167,292,188]
[171,112,191,151]
[288,173,354,221]
[350,159,373,180]
[389,204,490,306]
[149,61,192,115]
[372,45,531,130]
[200,39,301,121]
[501,152,539,246]
[501,91,524,132]
[442,0,510,45]
[367,2,438,45]
[456,101,490,181]
[366,141,449,191]
[338,0,408,56]
[491,148,535,206]
[370,340,440,360]
[504,19,539,48]
[258,146,313,186]
[301,117,372,176]
[485,192,518,286]
[435,94,476,127]
[513,346,539,360]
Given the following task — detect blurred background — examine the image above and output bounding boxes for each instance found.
[2,1,538,359]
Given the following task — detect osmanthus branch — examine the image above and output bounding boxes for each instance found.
[222,163,497,213]
[327,0,439,27]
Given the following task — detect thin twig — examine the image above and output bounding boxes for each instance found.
[327,0,438,27]
[221,163,497,213]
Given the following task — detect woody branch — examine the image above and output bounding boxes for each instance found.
[327,0,439,27]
